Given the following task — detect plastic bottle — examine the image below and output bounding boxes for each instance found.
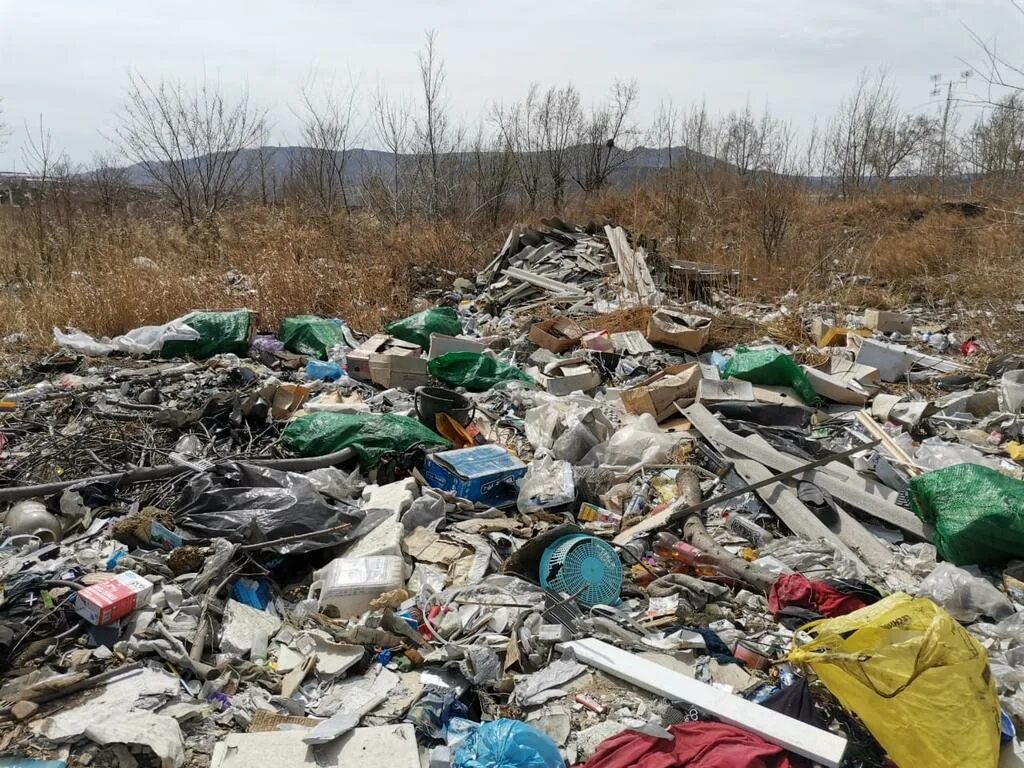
[652,532,715,568]
[726,513,774,547]
[624,476,652,519]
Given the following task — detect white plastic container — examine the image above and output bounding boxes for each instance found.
[1002,370,1024,413]
[308,556,406,618]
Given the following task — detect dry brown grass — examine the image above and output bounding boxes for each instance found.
[3,183,1024,353]
[0,207,494,347]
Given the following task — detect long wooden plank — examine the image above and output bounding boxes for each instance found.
[563,638,847,767]
[683,404,929,539]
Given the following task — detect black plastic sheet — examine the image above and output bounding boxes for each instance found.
[175,463,364,554]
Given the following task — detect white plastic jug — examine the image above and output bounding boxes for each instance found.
[308,555,406,619]
[1002,370,1024,413]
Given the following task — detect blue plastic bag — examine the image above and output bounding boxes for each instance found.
[453,719,562,768]
[306,359,344,381]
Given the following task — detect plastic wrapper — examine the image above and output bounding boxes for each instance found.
[582,413,680,469]
[788,593,1001,768]
[453,719,562,768]
[722,346,822,406]
[175,462,363,554]
[304,466,363,501]
[909,463,1024,565]
[386,307,462,349]
[517,456,575,513]
[523,393,612,463]
[917,562,1014,622]
[282,412,450,470]
[429,352,535,392]
[54,319,200,356]
[914,436,998,471]
[278,315,348,358]
[161,309,253,359]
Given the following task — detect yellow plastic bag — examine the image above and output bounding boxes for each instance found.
[788,593,1000,768]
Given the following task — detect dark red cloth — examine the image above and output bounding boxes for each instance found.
[768,573,866,619]
[578,721,808,768]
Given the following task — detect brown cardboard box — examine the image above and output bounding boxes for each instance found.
[529,317,586,353]
[621,363,702,422]
[863,309,913,335]
[347,334,392,381]
[370,345,428,390]
[646,309,712,353]
[811,319,872,348]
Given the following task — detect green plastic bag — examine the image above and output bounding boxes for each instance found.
[428,352,535,393]
[278,315,346,358]
[161,310,253,359]
[722,346,822,406]
[282,412,449,470]
[909,463,1024,565]
[386,307,462,349]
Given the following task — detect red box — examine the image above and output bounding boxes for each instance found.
[75,571,154,625]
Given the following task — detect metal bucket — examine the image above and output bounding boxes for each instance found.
[414,386,474,429]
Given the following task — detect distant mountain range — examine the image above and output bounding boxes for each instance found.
[117,145,720,189]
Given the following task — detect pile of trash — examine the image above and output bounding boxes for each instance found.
[3,219,1024,768]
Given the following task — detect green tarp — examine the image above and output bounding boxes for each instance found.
[161,310,253,359]
[282,411,450,470]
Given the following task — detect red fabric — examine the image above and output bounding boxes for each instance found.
[768,573,865,618]
[578,721,807,768]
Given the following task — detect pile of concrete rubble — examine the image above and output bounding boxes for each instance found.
[3,219,1024,768]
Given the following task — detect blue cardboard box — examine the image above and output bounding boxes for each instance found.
[423,444,527,507]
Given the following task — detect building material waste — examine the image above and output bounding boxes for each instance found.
[3,218,1024,768]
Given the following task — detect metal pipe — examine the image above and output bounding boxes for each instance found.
[0,448,356,503]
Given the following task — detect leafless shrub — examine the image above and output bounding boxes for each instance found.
[116,72,267,230]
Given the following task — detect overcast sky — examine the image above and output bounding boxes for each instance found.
[0,0,1021,169]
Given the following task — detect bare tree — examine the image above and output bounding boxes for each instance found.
[649,99,679,169]
[963,93,1024,184]
[966,4,1024,101]
[465,127,514,227]
[21,116,74,272]
[415,30,456,215]
[0,97,9,152]
[824,71,904,197]
[116,72,267,229]
[722,103,769,178]
[370,85,412,224]
[744,121,799,259]
[494,85,545,210]
[251,120,277,206]
[293,78,360,216]
[90,151,132,215]
[538,84,580,208]
[571,80,639,194]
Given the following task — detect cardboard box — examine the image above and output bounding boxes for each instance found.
[863,309,913,335]
[696,378,754,404]
[646,309,712,353]
[621,363,702,422]
[811,319,872,348]
[428,333,487,360]
[529,317,586,353]
[532,360,603,395]
[578,502,622,526]
[423,444,527,508]
[369,347,428,390]
[75,571,154,625]
[347,334,392,381]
